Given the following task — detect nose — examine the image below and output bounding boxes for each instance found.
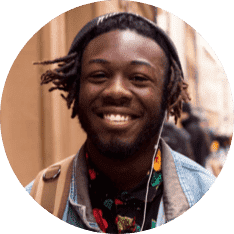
[101,76,132,106]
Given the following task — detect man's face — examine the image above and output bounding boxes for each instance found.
[78,30,169,159]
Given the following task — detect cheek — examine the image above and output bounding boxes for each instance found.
[79,82,102,107]
[136,86,164,111]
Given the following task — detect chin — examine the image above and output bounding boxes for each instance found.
[90,135,142,160]
[83,125,159,161]
[78,108,164,160]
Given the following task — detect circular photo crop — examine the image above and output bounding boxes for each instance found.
[1,1,233,234]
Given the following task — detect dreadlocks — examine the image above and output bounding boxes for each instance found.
[34,13,190,124]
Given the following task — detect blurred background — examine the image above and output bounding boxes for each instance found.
[1,0,233,187]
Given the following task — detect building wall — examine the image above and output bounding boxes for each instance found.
[156,8,233,135]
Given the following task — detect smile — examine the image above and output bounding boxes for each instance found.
[94,107,142,128]
[95,110,140,128]
[104,114,130,122]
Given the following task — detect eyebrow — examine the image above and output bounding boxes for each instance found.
[88,59,110,64]
[88,58,152,68]
[130,60,152,68]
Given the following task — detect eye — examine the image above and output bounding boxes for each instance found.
[130,75,149,84]
[92,72,106,78]
[89,72,108,83]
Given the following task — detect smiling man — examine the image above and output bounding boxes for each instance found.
[26,13,215,233]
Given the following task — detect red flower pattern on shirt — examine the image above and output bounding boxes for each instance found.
[93,208,108,232]
[89,169,96,180]
[115,199,124,205]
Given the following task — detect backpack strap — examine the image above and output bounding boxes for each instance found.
[30,154,76,219]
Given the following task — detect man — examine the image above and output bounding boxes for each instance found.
[26,12,215,233]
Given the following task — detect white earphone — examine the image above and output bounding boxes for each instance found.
[140,111,167,231]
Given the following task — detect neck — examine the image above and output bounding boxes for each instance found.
[86,135,159,191]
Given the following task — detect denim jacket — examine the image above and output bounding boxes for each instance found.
[26,139,215,231]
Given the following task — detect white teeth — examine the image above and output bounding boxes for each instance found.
[104,114,130,122]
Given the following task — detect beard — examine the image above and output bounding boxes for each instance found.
[77,108,165,161]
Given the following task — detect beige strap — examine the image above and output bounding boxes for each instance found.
[30,155,76,219]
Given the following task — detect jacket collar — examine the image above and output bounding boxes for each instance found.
[160,139,190,222]
[69,144,100,231]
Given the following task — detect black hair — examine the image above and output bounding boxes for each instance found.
[34,13,190,124]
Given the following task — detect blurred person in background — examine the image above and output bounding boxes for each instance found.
[180,103,211,167]
[161,121,194,161]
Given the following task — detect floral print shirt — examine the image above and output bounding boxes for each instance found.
[86,149,163,233]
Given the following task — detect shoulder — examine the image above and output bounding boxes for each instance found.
[25,154,76,195]
[171,148,215,181]
[170,149,216,204]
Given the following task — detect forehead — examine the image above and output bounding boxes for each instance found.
[82,29,169,72]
